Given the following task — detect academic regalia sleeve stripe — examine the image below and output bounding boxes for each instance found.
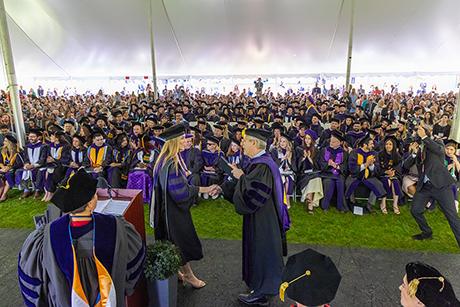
[127,244,145,270]
[20,292,36,307]
[171,190,190,203]
[168,182,187,191]
[246,189,270,204]
[17,260,42,286]
[128,256,146,282]
[250,181,272,194]
[242,193,260,211]
[18,278,39,299]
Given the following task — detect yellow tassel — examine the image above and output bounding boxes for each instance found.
[241,128,246,139]
[279,282,289,302]
[408,279,420,297]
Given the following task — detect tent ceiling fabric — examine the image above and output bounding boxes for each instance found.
[2,0,460,80]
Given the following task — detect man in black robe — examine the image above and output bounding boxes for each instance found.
[211,128,287,306]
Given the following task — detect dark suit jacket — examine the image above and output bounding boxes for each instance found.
[403,137,455,191]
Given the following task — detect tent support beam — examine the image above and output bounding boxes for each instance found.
[0,0,25,147]
[149,0,158,101]
[345,0,355,91]
[449,80,460,142]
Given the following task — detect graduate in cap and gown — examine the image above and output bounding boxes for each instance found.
[86,130,113,180]
[319,118,340,148]
[270,133,297,208]
[180,132,203,186]
[150,123,212,289]
[108,133,132,188]
[296,129,323,213]
[43,131,71,202]
[399,262,459,307]
[211,128,289,306]
[127,134,155,203]
[377,135,404,214]
[318,131,349,212]
[346,135,387,213]
[17,129,47,199]
[18,169,145,307]
[0,134,24,201]
[199,136,224,199]
[64,135,88,181]
[444,140,460,213]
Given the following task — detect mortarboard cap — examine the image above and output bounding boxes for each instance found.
[4,133,18,144]
[243,128,271,142]
[330,130,345,142]
[405,262,459,307]
[158,123,186,141]
[206,136,220,145]
[280,248,341,306]
[50,169,97,213]
[305,129,318,141]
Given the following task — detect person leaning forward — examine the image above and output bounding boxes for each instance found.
[406,125,460,248]
[18,168,145,306]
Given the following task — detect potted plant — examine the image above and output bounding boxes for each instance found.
[144,240,182,307]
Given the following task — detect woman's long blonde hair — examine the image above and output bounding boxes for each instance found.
[153,136,182,176]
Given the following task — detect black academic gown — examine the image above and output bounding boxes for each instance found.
[221,162,284,296]
[152,160,203,264]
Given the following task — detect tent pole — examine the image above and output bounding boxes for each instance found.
[148,0,158,101]
[345,0,355,91]
[0,0,25,147]
[448,79,460,142]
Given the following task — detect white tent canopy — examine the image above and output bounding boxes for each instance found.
[1,0,460,90]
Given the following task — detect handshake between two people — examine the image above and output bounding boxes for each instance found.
[199,164,245,197]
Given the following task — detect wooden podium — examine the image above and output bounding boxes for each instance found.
[96,188,148,307]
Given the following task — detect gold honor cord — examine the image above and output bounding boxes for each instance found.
[279,270,312,302]
[408,276,445,298]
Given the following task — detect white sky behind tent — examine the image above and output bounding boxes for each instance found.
[1,0,460,92]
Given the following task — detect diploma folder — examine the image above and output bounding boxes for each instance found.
[218,156,237,179]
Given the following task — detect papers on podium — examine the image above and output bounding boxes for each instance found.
[95,199,131,216]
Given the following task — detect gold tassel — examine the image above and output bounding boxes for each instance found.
[279,282,289,302]
[408,279,420,297]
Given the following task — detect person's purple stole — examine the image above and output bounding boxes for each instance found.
[324,147,344,176]
[249,153,291,232]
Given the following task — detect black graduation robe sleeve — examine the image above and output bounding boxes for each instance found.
[232,164,274,215]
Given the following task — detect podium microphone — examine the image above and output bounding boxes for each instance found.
[96,176,113,199]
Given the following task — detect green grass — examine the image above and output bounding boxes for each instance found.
[1,190,458,253]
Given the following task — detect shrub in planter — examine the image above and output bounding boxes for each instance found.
[144,240,182,307]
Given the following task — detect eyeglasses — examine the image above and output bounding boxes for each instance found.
[206,143,215,146]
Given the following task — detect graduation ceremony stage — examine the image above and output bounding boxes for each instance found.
[2,228,459,306]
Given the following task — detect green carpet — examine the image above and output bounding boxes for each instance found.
[1,190,458,253]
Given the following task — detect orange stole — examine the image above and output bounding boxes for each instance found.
[89,146,107,168]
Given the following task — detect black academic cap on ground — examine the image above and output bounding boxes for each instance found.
[159,123,186,141]
[331,130,345,142]
[280,248,341,306]
[244,128,271,142]
[50,168,97,213]
[406,262,459,307]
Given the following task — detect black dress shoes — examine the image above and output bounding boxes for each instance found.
[412,232,433,241]
[237,292,269,306]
